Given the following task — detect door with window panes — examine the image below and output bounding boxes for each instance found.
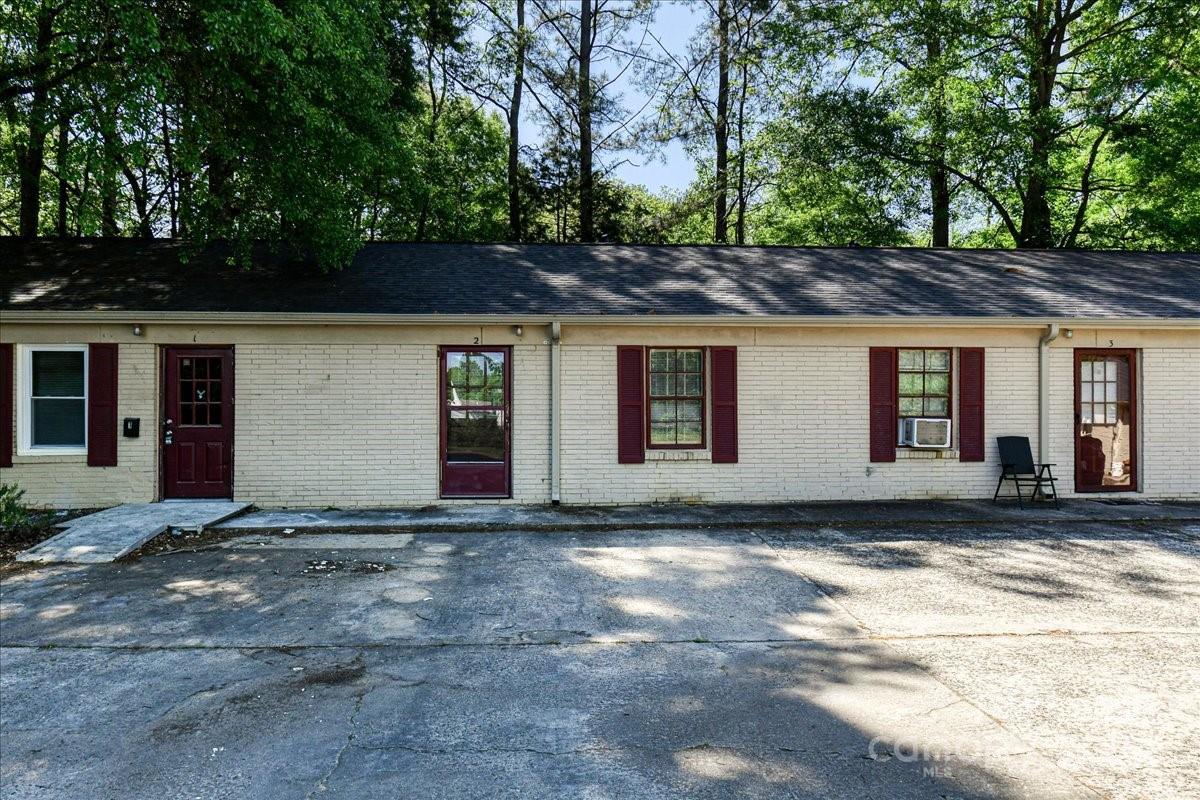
[163,347,234,498]
[440,347,510,497]
[1075,350,1137,492]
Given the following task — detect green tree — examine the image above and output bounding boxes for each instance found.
[158,0,416,267]
[1,0,156,236]
[1102,38,1200,249]
[372,97,510,241]
[2,0,429,267]
[523,0,655,242]
[752,103,921,246]
[771,0,1197,248]
[964,0,1195,247]
[644,0,777,243]
[772,0,985,246]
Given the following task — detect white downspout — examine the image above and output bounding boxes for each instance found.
[1038,323,1060,463]
[549,321,562,504]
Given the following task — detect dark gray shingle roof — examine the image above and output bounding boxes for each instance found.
[2,238,1198,319]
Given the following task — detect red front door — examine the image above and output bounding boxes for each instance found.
[163,347,234,498]
[1074,349,1137,493]
[440,347,511,498]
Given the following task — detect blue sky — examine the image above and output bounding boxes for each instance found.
[516,0,706,193]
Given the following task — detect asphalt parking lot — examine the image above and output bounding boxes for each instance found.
[2,519,1198,799]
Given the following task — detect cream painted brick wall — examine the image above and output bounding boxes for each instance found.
[233,344,437,506]
[233,344,550,507]
[510,345,552,502]
[2,332,1194,509]
[1048,347,1200,498]
[1141,349,1200,497]
[560,344,1197,504]
[1048,347,1077,490]
[1,343,157,508]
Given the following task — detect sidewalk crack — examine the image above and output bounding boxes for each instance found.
[304,676,371,798]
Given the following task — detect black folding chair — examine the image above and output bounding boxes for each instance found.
[993,436,1059,508]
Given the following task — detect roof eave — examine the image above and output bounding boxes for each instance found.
[2,309,1198,329]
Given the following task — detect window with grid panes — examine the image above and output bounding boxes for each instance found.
[177,356,224,426]
[898,349,951,419]
[647,348,704,447]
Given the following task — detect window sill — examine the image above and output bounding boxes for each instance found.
[647,449,710,462]
[896,448,959,460]
[13,450,88,464]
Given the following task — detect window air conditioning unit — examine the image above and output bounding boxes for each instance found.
[900,417,951,448]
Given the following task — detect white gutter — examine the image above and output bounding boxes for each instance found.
[3,310,1198,329]
[548,321,562,504]
[1038,323,1061,462]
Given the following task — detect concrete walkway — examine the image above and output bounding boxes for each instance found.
[16,501,251,564]
[218,498,1200,534]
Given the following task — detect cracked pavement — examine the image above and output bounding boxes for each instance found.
[2,521,1198,799]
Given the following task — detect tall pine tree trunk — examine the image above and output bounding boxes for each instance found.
[930,162,950,246]
[734,57,749,245]
[1019,11,1057,248]
[415,30,444,242]
[735,151,747,244]
[56,111,70,237]
[17,8,55,237]
[578,0,594,241]
[367,172,382,241]
[206,149,234,229]
[18,93,51,238]
[714,0,730,243]
[100,166,119,237]
[507,0,526,241]
[927,34,950,247]
[1021,114,1055,247]
[78,156,90,236]
[119,160,152,237]
[161,102,178,237]
[99,109,119,237]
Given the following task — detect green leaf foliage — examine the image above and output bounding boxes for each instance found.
[2,0,1195,255]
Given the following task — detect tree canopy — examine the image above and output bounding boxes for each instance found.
[2,0,1196,266]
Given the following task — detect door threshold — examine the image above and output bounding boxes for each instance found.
[440,496,512,501]
[161,497,235,502]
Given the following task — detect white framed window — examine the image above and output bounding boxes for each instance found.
[18,344,88,455]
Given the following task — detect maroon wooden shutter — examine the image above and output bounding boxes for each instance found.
[87,343,118,467]
[958,347,985,462]
[0,343,12,468]
[869,347,897,462]
[710,346,738,463]
[616,346,645,464]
